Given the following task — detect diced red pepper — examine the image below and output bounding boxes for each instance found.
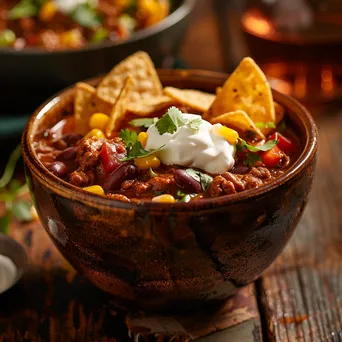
[262,145,283,168]
[100,142,121,173]
[268,132,296,153]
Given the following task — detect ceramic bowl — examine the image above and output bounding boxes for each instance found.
[22,70,318,311]
[0,0,195,114]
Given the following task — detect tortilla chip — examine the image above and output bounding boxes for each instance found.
[211,110,266,140]
[97,51,163,105]
[105,76,135,136]
[209,57,275,128]
[74,82,114,135]
[126,95,173,116]
[74,83,96,135]
[164,87,215,112]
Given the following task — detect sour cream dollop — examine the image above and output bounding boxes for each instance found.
[145,114,235,174]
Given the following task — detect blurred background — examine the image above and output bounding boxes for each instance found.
[2,0,342,157]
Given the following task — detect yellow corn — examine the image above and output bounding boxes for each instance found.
[39,1,57,22]
[83,185,105,195]
[217,126,239,144]
[60,29,83,48]
[152,194,176,203]
[138,132,148,148]
[89,113,110,131]
[134,155,160,170]
[85,128,105,139]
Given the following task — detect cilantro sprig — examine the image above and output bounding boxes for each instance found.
[255,121,276,129]
[0,145,32,234]
[236,138,278,166]
[156,107,203,135]
[129,118,155,128]
[185,168,213,191]
[119,129,164,161]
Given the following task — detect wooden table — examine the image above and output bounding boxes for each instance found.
[1,1,342,341]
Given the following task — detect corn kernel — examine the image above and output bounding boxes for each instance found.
[83,185,105,195]
[138,132,148,148]
[60,29,83,48]
[85,129,105,139]
[134,155,160,170]
[152,194,176,203]
[39,1,57,22]
[89,113,110,131]
[217,126,239,144]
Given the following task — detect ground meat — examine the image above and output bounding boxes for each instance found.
[76,137,104,171]
[147,176,175,193]
[133,181,152,195]
[222,172,245,192]
[69,171,90,187]
[250,167,271,180]
[242,174,263,189]
[107,194,130,202]
[207,176,236,197]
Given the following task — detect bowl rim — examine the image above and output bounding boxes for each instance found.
[22,69,318,212]
[0,0,196,56]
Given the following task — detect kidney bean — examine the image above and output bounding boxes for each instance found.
[174,169,202,193]
[103,164,137,191]
[62,133,83,146]
[57,146,77,161]
[47,161,67,178]
[230,166,250,175]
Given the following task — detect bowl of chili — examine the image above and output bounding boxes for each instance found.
[0,0,195,114]
[22,66,318,312]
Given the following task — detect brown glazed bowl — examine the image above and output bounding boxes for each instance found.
[22,70,318,312]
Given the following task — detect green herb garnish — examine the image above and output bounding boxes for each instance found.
[188,117,202,133]
[156,107,203,135]
[71,4,102,28]
[0,145,32,234]
[149,168,158,178]
[129,118,155,128]
[236,138,278,153]
[236,138,278,166]
[156,107,186,135]
[245,152,262,166]
[119,129,164,161]
[91,27,109,43]
[8,0,40,19]
[255,121,276,129]
[185,168,213,191]
[176,190,191,203]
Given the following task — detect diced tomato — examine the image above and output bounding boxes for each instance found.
[268,132,296,153]
[100,142,121,173]
[261,145,283,168]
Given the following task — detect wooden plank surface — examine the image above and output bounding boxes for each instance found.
[259,113,342,342]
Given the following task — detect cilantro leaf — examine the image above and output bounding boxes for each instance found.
[245,152,262,166]
[149,168,158,178]
[188,118,202,133]
[0,213,10,235]
[156,107,186,135]
[129,118,155,128]
[12,201,32,222]
[177,190,191,203]
[71,4,102,28]
[8,0,39,19]
[0,144,21,189]
[91,27,108,43]
[185,168,213,191]
[119,129,138,147]
[236,138,278,153]
[255,122,276,129]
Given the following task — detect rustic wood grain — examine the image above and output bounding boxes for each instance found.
[259,113,342,342]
